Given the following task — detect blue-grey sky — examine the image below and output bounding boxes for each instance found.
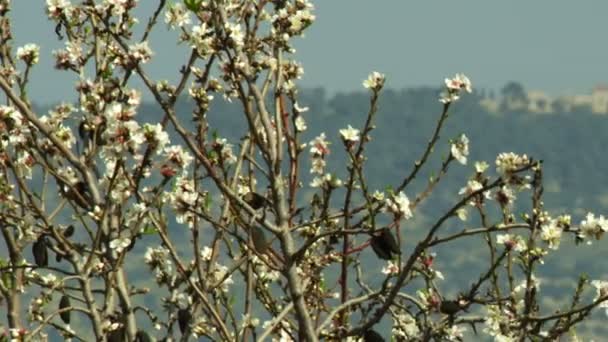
[10,1,608,103]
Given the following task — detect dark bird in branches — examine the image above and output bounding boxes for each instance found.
[177,308,191,334]
[242,191,269,210]
[60,181,93,210]
[251,225,270,253]
[32,236,49,267]
[363,329,385,342]
[135,330,155,342]
[59,295,71,324]
[370,228,400,260]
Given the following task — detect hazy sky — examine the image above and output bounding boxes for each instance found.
[10,1,608,103]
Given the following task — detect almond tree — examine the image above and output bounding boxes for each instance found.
[0,1,607,341]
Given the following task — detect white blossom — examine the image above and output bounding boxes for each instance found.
[539,219,562,250]
[385,191,413,219]
[339,125,360,143]
[295,115,307,132]
[363,71,385,90]
[129,41,153,64]
[451,134,469,165]
[445,73,472,93]
[591,280,608,314]
[579,212,608,244]
[47,0,70,18]
[496,234,526,252]
[475,161,489,173]
[439,73,472,103]
[110,236,131,253]
[165,3,191,28]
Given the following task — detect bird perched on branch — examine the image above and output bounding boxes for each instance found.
[370,228,400,260]
[78,116,106,152]
[59,295,71,324]
[242,191,269,210]
[177,308,191,334]
[363,329,385,342]
[251,225,270,253]
[32,236,48,267]
[60,181,93,210]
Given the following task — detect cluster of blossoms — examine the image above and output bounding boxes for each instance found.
[591,280,608,315]
[494,185,516,208]
[458,179,487,206]
[483,278,546,340]
[235,175,256,196]
[142,123,170,154]
[280,60,306,93]
[250,255,280,287]
[0,105,28,148]
[294,102,309,132]
[381,260,400,275]
[161,145,194,177]
[539,218,564,250]
[496,234,527,252]
[46,0,71,18]
[212,137,237,165]
[444,325,466,341]
[109,234,132,254]
[483,304,519,341]
[144,246,174,284]
[199,247,234,293]
[417,253,444,280]
[101,102,146,157]
[28,294,48,323]
[224,22,245,48]
[439,73,472,104]
[271,0,315,38]
[164,3,191,28]
[46,0,87,23]
[104,41,153,70]
[578,212,608,243]
[309,173,342,188]
[189,23,215,58]
[47,0,133,22]
[0,107,37,179]
[54,40,83,70]
[97,0,138,17]
[191,316,217,339]
[496,152,531,177]
[40,103,76,149]
[385,191,413,219]
[16,43,40,65]
[308,133,331,186]
[127,41,153,65]
[497,210,606,255]
[164,175,199,228]
[392,311,419,339]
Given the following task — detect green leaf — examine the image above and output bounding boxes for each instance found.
[141,226,157,235]
[204,193,212,212]
[183,0,202,12]
[0,258,11,289]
